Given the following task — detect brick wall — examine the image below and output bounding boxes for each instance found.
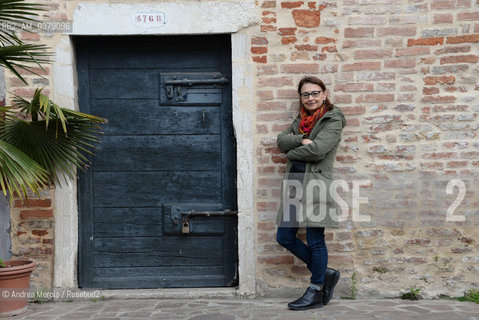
[254,0,479,298]
[4,0,479,297]
[10,191,54,291]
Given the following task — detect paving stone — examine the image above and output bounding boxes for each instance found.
[8,298,479,320]
[188,313,236,320]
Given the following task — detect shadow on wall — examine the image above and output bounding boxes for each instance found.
[0,68,10,259]
[0,195,11,259]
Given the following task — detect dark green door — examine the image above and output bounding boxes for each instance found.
[76,35,237,289]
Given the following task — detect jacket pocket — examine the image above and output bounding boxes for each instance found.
[311,168,333,179]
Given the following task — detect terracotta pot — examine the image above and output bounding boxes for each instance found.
[0,260,36,318]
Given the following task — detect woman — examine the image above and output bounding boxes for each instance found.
[276,76,346,310]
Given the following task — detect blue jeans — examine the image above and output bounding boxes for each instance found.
[276,226,328,285]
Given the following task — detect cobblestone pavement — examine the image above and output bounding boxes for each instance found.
[10,297,479,320]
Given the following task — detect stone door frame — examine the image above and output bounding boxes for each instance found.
[52,1,258,297]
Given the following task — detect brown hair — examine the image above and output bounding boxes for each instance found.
[297,76,334,112]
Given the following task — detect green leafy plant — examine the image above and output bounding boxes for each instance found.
[32,290,45,303]
[401,288,421,300]
[341,271,358,300]
[351,271,357,300]
[457,289,479,304]
[0,258,5,267]
[372,266,388,274]
[0,0,106,200]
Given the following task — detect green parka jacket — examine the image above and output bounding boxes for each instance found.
[276,106,346,228]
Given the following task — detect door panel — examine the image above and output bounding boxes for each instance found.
[77,35,237,289]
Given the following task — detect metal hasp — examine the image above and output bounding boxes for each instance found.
[165,77,229,86]
[184,209,238,217]
[161,72,229,104]
[163,203,238,235]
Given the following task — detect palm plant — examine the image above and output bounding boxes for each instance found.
[0,0,106,200]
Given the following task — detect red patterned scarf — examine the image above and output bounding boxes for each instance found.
[299,104,327,135]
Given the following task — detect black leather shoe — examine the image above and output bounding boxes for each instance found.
[322,267,340,305]
[287,287,323,311]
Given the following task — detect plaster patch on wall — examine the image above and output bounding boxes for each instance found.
[72,1,259,35]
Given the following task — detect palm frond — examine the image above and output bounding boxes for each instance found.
[0,44,50,83]
[0,139,49,200]
[0,0,46,47]
[3,92,106,184]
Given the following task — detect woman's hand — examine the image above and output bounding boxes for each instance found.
[302,138,313,145]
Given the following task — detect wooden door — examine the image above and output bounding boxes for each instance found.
[76,35,237,289]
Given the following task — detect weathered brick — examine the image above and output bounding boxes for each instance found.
[354,49,393,59]
[20,209,53,219]
[348,16,387,25]
[281,36,297,44]
[340,106,366,115]
[446,34,479,44]
[251,46,268,54]
[262,17,277,24]
[258,255,295,264]
[277,89,298,99]
[431,0,471,9]
[423,75,455,85]
[257,65,278,75]
[278,28,297,36]
[457,12,479,21]
[258,77,294,87]
[384,58,416,68]
[342,62,381,71]
[321,46,338,53]
[252,36,269,45]
[344,27,375,38]
[14,199,52,208]
[281,1,304,8]
[434,13,453,24]
[408,37,444,46]
[261,25,277,32]
[356,94,394,103]
[328,254,354,265]
[257,102,287,111]
[423,152,456,159]
[262,0,276,8]
[294,44,318,51]
[440,55,479,64]
[396,47,430,56]
[334,94,353,104]
[356,71,396,80]
[256,201,278,211]
[435,45,471,55]
[377,26,416,36]
[32,229,49,237]
[423,87,440,95]
[461,151,479,159]
[376,83,395,92]
[292,10,321,28]
[447,161,467,168]
[315,36,336,44]
[281,63,319,73]
[253,55,267,63]
[342,39,381,48]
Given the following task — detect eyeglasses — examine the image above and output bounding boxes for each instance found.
[300,90,322,99]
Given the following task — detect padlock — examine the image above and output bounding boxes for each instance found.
[182,217,190,234]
